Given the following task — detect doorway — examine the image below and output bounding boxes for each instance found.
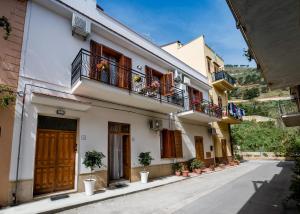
[221,139,227,157]
[108,122,131,183]
[34,116,77,196]
[195,136,204,161]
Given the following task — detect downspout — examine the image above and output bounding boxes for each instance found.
[12,84,27,205]
[228,124,234,160]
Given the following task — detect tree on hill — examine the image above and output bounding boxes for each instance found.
[243,88,260,100]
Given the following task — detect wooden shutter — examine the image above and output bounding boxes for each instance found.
[90,40,102,80]
[118,55,132,89]
[162,72,174,96]
[145,66,153,87]
[174,130,183,158]
[161,129,175,158]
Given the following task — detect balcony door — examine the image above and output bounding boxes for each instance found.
[90,40,132,89]
[188,86,203,111]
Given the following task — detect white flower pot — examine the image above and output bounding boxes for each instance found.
[140,171,149,184]
[84,179,96,196]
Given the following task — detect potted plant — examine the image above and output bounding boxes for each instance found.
[190,159,204,174]
[82,150,105,196]
[133,75,142,83]
[172,162,182,176]
[181,163,189,177]
[138,152,154,183]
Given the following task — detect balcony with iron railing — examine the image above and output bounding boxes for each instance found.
[212,71,236,91]
[71,49,184,113]
[279,98,300,127]
[221,103,245,124]
[177,97,222,123]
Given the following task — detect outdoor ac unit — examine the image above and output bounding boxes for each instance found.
[174,70,182,83]
[149,119,163,131]
[72,13,91,40]
[183,76,191,85]
[208,128,217,135]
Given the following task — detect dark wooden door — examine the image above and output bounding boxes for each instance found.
[122,135,131,180]
[34,130,76,195]
[195,136,204,161]
[221,139,227,157]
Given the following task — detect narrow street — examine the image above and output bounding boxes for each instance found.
[59,161,295,214]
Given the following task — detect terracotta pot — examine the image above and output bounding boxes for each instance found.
[194,168,202,174]
[182,170,189,177]
[175,171,181,176]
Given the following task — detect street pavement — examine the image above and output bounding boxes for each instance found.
[58,160,296,214]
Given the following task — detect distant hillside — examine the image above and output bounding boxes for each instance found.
[224,65,290,119]
[225,65,290,101]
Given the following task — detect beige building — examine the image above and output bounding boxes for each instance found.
[0,0,27,207]
[163,36,245,163]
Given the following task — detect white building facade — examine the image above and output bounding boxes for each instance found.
[9,0,221,203]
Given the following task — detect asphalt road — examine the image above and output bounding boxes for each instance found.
[59,161,296,214]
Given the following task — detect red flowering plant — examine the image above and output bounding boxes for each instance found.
[149,80,160,92]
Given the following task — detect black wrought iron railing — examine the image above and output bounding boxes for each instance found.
[222,103,245,120]
[279,98,300,115]
[183,97,222,119]
[71,49,184,107]
[212,71,236,85]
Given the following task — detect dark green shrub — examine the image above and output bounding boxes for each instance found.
[138,152,154,171]
[83,150,105,180]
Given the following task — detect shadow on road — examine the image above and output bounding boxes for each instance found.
[238,161,298,214]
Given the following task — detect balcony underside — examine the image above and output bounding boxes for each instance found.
[71,78,183,113]
[221,116,242,124]
[281,113,300,127]
[212,79,234,91]
[177,110,221,123]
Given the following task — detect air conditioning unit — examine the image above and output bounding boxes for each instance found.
[183,76,191,85]
[72,13,91,40]
[174,70,182,83]
[208,128,217,135]
[149,119,163,131]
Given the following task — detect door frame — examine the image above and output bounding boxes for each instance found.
[33,115,79,197]
[107,122,131,185]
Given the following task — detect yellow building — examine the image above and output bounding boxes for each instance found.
[163,35,244,163]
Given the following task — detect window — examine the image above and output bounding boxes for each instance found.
[206,57,211,73]
[214,63,220,72]
[160,129,183,158]
[188,86,203,111]
[218,96,222,108]
[145,66,174,96]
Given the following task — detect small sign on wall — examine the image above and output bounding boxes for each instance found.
[81,135,86,141]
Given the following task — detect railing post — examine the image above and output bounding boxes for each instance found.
[159,87,162,103]
[182,90,184,107]
[80,50,82,81]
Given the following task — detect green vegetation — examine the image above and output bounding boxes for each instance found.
[0,84,16,108]
[242,88,260,100]
[231,121,300,155]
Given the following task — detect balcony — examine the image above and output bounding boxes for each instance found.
[71,49,184,113]
[177,98,222,123]
[279,98,300,127]
[221,103,245,124]
[212,71,236,91]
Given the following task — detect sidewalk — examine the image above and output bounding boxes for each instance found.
[0,165,240,214]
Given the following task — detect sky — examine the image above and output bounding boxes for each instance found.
[98,0,256,67]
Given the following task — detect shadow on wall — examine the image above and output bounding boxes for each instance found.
[237,161,297,214]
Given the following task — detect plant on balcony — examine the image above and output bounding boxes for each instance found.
[150,81,160,92]
[96,59,109,72]
[0,85,16,108]
[0,16,11,40]
[133,75,142,83]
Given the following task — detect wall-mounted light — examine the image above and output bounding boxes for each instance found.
[137,65,143,70]
[56,108,66,116]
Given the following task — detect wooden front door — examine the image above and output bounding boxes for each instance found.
[122,135,131,180]
[221,139,227,157]
[34,130,76,195]
[195,136,204,161]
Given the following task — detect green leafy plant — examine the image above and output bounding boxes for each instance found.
[138,152,154,172]
[190,159,204,170]
[0,85,16,108]
[83,150,105,180]
[172,162,182,172]
[0,16,11,40]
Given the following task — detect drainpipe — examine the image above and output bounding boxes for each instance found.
[228,124,234,161]
[12,84,27,205]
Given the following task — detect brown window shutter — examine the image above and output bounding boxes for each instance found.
[118,55,132,89]
[90,40,102,80]
[162,72,174,96]
[161,129,175,158]
[145,66,153,87]
[174,130,183,158]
